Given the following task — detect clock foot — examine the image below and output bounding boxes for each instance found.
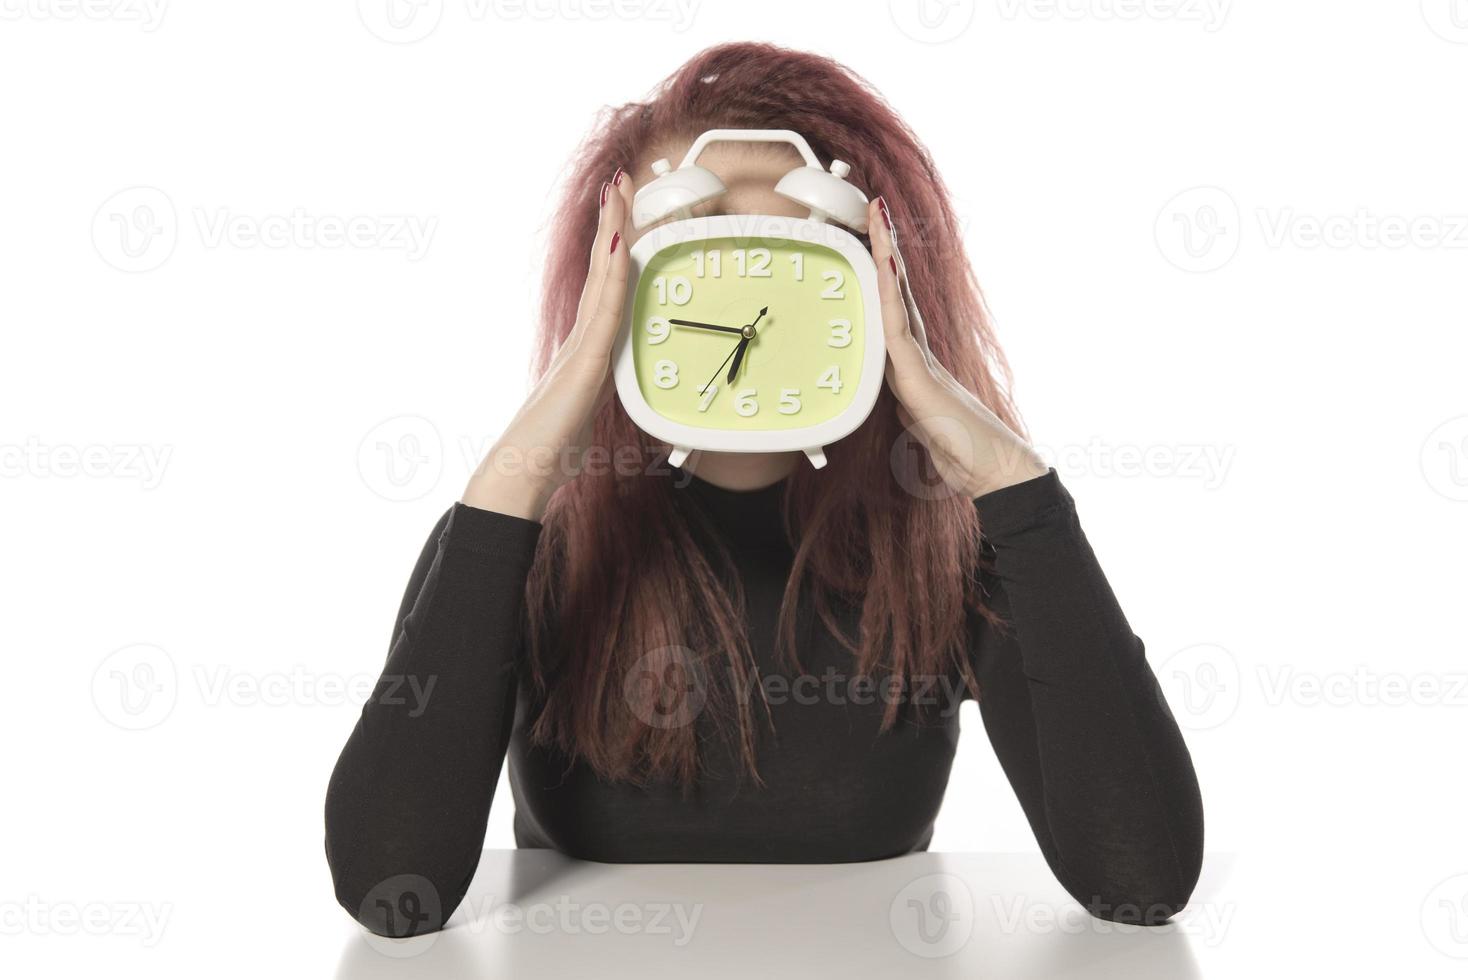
[667,445,692,469]
[802,446,828,469]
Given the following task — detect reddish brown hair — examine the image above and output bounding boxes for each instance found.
[524,42,1022,786]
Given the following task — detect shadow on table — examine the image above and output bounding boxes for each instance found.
[334,849,1204,980]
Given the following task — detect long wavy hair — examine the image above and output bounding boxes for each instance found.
[523,42,1023,787]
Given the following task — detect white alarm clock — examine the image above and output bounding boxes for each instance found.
[613,129,885,470]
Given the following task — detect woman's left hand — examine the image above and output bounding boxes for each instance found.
[868,196,1049,499]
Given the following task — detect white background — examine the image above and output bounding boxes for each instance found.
[3,1,1467,976]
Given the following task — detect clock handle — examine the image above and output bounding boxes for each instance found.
[677,129,822,170]
[667,446,692,469]
[802,446,828,469]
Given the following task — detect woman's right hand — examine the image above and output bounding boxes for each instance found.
[461,171,634,521]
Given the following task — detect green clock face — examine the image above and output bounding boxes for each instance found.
[629,235,866,431]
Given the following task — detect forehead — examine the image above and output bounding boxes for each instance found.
[629,139,811,245]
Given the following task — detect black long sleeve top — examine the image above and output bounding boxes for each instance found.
[324,469,1204,935]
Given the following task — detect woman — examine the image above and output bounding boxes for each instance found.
[325,42,1204,937]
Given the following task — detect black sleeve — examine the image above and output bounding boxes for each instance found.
[323,502,541,936]
[968,469,1204,925]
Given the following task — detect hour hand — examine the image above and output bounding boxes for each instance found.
[669,318,742,335]
[726,337,750,384]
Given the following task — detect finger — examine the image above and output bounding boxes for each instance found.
[578,183,632,358]
[870,196,929,385]
[570,168,627,334]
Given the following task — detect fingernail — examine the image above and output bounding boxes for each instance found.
[888,255,898,276]
[610,231,621,254]
[612,167,626,187]
[599,181,611,208]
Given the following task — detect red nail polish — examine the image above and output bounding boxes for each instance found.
[877,196,893,231]
[610,231,621,254]
[612,167,625,187]
[599,181,610,208]
[889,255,898,276]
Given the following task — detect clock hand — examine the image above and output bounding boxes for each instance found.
[726,336,751,384]
[668,318,742,335]
[700,340,743,395]
[724,306,765,384]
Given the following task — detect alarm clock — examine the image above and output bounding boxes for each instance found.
[613,129,885,470]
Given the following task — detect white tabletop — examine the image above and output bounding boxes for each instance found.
[333,849,1228,978]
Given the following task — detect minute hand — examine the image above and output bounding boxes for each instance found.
[668,318,742,335]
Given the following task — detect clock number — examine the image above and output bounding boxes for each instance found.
[653,359,679,389]
[733,248,772,278]
[654,275,692,306]
[817,365,843,393]
[777,388,802,415]
[820,269,845,299]
[692,249,721,278]
[734,388,758,417]
[697,383,718,412]
[646,316,671,345]
[827,318,853,348]
[789,252,804,281]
